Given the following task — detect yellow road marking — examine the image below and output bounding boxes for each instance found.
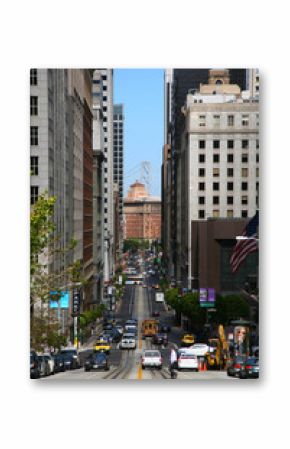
[137,364,143,380]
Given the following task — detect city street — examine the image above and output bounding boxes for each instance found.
[40,276,236,381]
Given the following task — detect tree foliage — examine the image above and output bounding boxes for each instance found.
[123,239,150,252]
[165,288,250,329]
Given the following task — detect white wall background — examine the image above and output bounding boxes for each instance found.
[0,1,288,448]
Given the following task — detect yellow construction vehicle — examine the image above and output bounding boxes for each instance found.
[206,325,229,370]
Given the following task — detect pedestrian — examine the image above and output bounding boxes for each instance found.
[170,348,177,370]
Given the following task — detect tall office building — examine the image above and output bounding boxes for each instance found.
[113,104,124,253]
[92,69,114,282]
[176,69,259,287]
[162,68,248,282]
[30,69,94,327]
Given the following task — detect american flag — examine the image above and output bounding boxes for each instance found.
[230,211,259,274]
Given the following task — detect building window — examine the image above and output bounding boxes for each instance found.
[213,140,220,149]
[227,210,234,218]
[30,96,38,116]
[241,182,248,191]
[213,182,219,191]
[227,168,234,177]
[199,168,205,177]
[227,196,233,205]
[30,156,38,175]
[198,210,205,219]
[30,126,38,145]
[199,115,206,127]
[199,140,205,149]
[199,154,205,163]
[256,167,259,177]
[242,168,248,177]
[242,114,249,126]
[30,186,39,205]
[241,195,248,205]
[227,115,234,126]
[256,182,259,192]
[241,210,248,218]
[213,168,219,177]
[241,154,248,163]
[213,115,220,127]
[198,196,205,205]
[199,182,205,191]
[256,113,259,127]
[256,140,259,149]
[213,196,219,205]
[242,140,249,149]
[227,140,234,149]
[227,154,234,163]
[256,153,259,163]
[227,182,234,191]
[213,210,220,218]
[213,154,219,163]
[30,69,37,86]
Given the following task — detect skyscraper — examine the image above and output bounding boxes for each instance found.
[113,104,124,252]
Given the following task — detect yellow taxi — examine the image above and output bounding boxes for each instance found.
[181,334,195,347]
[94,340,111,353]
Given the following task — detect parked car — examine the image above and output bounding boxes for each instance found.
[152,333,168,346]
[60,349,81,369]
[103,324,113,331]
[30,351,41,379]
[177,349,198,371]
[52,354,65,373]
[141,350,162,369]
[152,310,160,317]
[84,352,110,371]
[227,356,246,377]
[239,357,259,379]
[43,354,55,375]
[37,355,50,377]
[120,333,136,350]
[159,324,171,333]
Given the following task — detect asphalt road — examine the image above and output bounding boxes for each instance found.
[39,270,236,381]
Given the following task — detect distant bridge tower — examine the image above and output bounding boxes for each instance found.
[141,161,152,195]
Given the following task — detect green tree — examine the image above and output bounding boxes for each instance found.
[30,192,85,349]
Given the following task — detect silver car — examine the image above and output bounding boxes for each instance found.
[120,333,136,349]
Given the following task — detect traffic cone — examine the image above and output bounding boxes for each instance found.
[203,360,207,371]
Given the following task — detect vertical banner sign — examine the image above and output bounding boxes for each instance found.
[73,289,80,315]
[118,275,122,285]
[199,288,208,307]
[72,288,80,348]
[208,288,215,306]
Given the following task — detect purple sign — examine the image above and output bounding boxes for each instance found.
[199,288,215,307]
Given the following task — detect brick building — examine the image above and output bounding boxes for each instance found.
[124,182,161,241]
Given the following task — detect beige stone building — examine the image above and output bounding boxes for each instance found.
[124,182,161,241]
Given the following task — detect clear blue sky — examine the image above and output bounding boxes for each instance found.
[114,69,164,197]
